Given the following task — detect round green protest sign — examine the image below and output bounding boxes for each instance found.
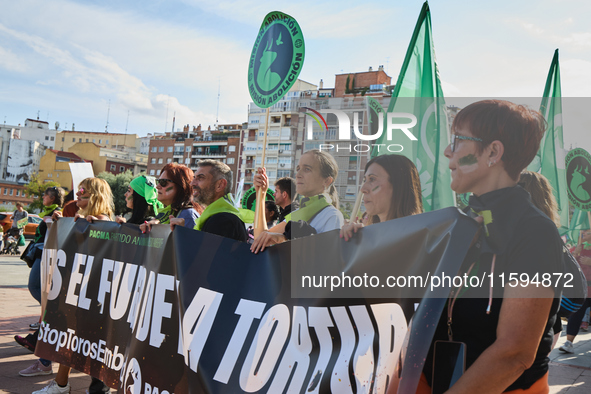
[248,11,305,108]
[565,148,591,211]
[459,193,470,207]
[241,186,275,211]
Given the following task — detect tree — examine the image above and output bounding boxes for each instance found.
[97,170,135,215]
[24,173,61,212]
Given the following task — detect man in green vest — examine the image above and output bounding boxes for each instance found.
[190,159,247,242]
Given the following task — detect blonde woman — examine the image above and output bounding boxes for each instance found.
[75,177,114,222]
[251,149,344,253]
[34,177,113,394]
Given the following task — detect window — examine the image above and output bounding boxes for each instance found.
[150,169,155,175]
[86,139,89,142]
[47,173,52,178]
[62,137,65,142]
[79,138,82,142]
[186,147,190,152]
[157,169,161,175]
[50,136,54,141]
[167,147,173,152]
[185,158,190,164]
[106,140,109,144]
[158,158,163,164]
[151,158,156,164]
[9,189,13,196]
[99,139,102,144]
[56,173,59,178]
[45,136,49,140]
[92,139,95,143]
[110,164,116,171]
[152,147,157,152]
[3,188,6,195]
[227,158,235,164]
[120,166,125,172]
[167,158,172,163]
[229,145,236,152]
[16,190,20,197]
[159,147,164,152]
[72,138,76,142]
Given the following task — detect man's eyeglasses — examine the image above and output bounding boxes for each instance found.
[157,179,176,188]
[450,134,484,152]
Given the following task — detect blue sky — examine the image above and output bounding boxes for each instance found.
[1,0,590,149]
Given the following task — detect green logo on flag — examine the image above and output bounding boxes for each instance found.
[248,11,305,108]
[241,186,275,211]
[565,148,591,211]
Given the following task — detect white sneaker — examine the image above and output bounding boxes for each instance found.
[559,340,574,353]
[32,380,70,394]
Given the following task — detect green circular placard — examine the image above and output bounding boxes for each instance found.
[565,148,591,211]
[459,193,470,207]
[247,11,305,108]
[241,186,275,211]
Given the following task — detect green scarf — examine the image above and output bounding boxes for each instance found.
[194,196,240,231]
[284,195,330,223]
[129,175,163,215]
[155,205,174,225]
[39,204,59,218]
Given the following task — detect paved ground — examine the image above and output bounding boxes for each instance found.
[0,256,590,393]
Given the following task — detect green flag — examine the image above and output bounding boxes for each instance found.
[528,49,569,230]
[567,208,590,243]
[372,2,453,212]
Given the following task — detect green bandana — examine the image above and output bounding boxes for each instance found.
[130,175,163,215]
[284,195,330,223]
[194,196,240,231]
[39,204,59,218]
[155,205,174,225]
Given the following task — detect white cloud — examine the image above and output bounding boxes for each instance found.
[0,45,27,72]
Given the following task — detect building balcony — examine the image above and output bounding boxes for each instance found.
[191,152,226,158]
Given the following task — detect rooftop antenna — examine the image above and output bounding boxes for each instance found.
[37,110,40,120]
[164,96,170,132]
[171,111,176,133]
[215,78,221,129]
[124,110,129,147]
[105,99,111,133]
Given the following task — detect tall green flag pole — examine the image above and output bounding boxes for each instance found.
[528,49,569,232]
[371,1,454,212]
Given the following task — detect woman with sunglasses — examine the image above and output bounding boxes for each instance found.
[140,163,199,231]
[417,100,563,394]
[16,186,66,378]
[339,154,423,241]
[116,175,163,225]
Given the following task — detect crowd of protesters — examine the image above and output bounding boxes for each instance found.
[11,100,591,394]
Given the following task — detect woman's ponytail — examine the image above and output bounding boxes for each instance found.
[327,183,339,209]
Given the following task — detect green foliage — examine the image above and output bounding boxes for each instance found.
[345,75,351,94]
[97,170,135,215]
[339,202,352,220]
[24,173,61,212]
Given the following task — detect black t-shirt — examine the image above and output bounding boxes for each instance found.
[423,186,563,391]
[277,202,297,223]
[201,212,248,242]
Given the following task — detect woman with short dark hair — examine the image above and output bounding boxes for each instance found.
[418,100,562,393]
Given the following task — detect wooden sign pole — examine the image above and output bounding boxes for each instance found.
[253,107,270,237]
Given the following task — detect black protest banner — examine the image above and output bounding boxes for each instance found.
[36,208,477,393]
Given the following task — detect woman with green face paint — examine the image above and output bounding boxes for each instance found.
[116,175,163,225]
[339,154,423,241]
[417,100,564,394]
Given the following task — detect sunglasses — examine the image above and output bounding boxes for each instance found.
[157,179,176,187]
[450,134,484,153]
[77,187,86,194]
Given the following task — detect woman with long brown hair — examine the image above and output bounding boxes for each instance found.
[340,154,423,241]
